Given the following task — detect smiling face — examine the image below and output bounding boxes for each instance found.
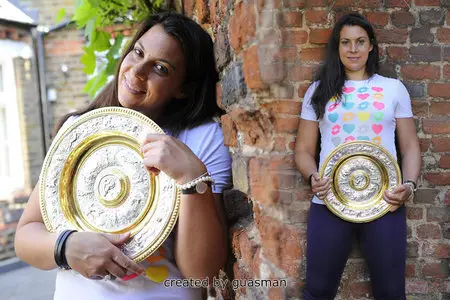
[338,25,373,80]
[117,24,186,119]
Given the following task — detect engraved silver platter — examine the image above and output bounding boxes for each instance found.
[39,107,180,262]
[319,141,402,223]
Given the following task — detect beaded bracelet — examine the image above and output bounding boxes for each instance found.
[176,172,215,191]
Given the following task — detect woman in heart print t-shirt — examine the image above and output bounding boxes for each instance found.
[295,13,421,300]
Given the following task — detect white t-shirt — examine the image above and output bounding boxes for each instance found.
[51,116,232,300]
[300,74,413,205]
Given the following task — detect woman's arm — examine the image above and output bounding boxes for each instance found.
[175,191,227,280]
[396,118,421,183]
[295,119,320,180]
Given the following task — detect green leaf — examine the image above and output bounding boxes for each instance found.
[56,8,66,23]
[80,46,96,75]
[91,31,111,52]
[84,19,95,38]
[83,72,108,98]
[72,0,96,28]
[105,58,117,76]
[106,34,124,60]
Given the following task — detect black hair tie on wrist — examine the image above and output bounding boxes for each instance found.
[308,173,314,186]
[54,229,77,270]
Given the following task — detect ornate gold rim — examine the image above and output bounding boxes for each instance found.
[319,141,402,223]
[39,107,180,262]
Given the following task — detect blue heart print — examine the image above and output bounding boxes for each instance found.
[358,87,369,93]
[332,137,341,147]
[342,102,355,110]
[343,94,353,102]
[328,113,338,123]
[343,124,356,134]
[357,136,370,141]
[357,102,370,110]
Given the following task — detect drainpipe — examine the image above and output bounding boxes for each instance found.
[32,20,72,153]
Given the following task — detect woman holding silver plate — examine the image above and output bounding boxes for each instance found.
[15,12,231,299]
[295,13,421,300]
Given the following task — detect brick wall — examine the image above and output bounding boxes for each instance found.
[184,1,450,299]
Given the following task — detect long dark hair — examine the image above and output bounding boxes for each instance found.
[56,11,222,135]
[311,13,379,119]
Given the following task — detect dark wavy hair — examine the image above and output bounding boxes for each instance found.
[56,11,222,135]
[311,13,380,119]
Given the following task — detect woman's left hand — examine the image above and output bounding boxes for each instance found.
[141,134,207,184]
[384,184,413,212]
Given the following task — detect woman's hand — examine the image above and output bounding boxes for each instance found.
[141,134,207,184]
[310,172,332,200]
[64,232,145,280]
[384,184,413,212]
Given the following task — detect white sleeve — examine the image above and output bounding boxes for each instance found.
[189,122,232,193]
[300,82,319,122]
[394,80,413,118]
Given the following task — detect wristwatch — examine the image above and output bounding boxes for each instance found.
[180,181,212,194]
[403,180,417,192]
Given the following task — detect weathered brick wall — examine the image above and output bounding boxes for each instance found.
[185,1,449,299]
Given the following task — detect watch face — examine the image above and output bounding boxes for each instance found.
[195,182,208,194]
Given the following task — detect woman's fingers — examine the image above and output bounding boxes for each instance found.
[105,261,127,279]
[111,248,145,275]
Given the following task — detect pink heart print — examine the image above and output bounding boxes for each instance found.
[343,87,355,93]
[373,102,385,110]
[358,93,369,100]
[372,87,383,92]
[372,124,383,134]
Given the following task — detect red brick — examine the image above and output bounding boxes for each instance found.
[300,47,325,62]
[288,65,315,81]
[401,65,440,80]
[386,46,408,61]
[432,137,450,152]
[230,108,274,148]
[305,10,329,25]
[274,137,287,151]
[386,0,411,7]
[45,40,84,55]
[229,1,256,52]
[423,118,450,134]
[415,0,440,5]
[284,0,307,8]
[422,262,449,279]
[242,45,264,89]
[444,65,450,80]
[430,102,450,116]
[331,0,353,8]
[376,29,408,43]
[448,11,450,26]
[196,0,209,23]
[279,11,303,27]
[365,12,389,27]
[416,224,442,239]
[251,247,262,277]
[260,29,282,45]
[406,280,428,294]
[423,173,450,186]
[298,83,310,98]
[184,0,194,16]
[349,281,372,298]
[221,114,237,147]
[258,0,282,10]
[282,30,308,45]
[391,11,415,27]
[412,101,428,117]
[424,243,449,258]
[263,100,302,115]
[406,263,417,277]
[305,0,327,6]
[440,154,450,169]
[407,207,423,220]
[429,83,450,97]
[309,28,331,44]
[437,28,450,43]
[419,138,431,153]
[356,0,382,7]
[274,116,299,133]
[260,62,287,84]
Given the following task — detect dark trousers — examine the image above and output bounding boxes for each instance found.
[303,203,407,300]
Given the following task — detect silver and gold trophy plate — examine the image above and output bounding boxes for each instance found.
[319,141,402,223]
[39,107,180,262]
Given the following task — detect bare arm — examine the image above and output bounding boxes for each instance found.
[396,118,421,183]
[175,191,227,280]
[14,183,59,270]
[295,119,320,180]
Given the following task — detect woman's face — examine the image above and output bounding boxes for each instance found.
[338,25,373,77]
[118,25,186,119]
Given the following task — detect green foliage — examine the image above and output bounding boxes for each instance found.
[66,0,163,98]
